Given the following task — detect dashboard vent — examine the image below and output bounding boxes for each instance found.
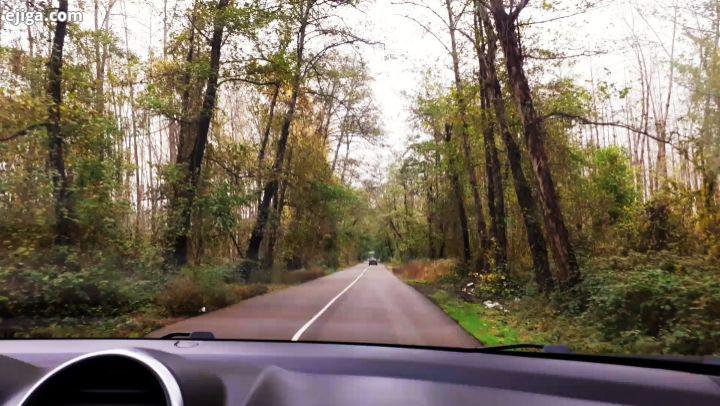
[22,353,171,406]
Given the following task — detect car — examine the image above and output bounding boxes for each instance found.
[369,258,378,265]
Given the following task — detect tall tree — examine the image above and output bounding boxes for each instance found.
[244,0,314,272]
[47,0,72,245]
[442,123,473,266]
[488,0,580,288]
[443,0,490,271]
[170,0,231,266]
[244,0,369,276]
[474,0,552,291]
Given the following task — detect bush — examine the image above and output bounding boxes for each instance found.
[392,259,458,283]
[586,269,680,336]
[280,267,326,284]
[464,271,520,301]
[157,266,270,316]
[0,264,137,318]
[228,284,268,301]
[560,254,720,354]
[156,276,207,316]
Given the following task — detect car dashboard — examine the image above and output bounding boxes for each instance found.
[1,339,719,405]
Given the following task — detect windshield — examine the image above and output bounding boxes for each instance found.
[0,0,718,358]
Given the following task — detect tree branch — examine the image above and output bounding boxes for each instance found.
[0,122,47,142]
[542,111,671,144]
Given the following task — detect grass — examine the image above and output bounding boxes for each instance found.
[416,284,543,346]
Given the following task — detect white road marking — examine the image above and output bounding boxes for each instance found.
[291,266,370,341]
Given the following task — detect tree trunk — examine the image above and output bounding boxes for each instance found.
[331,122,345,172]
[340,133,354,184]
[257,84,280,207]
[170,0,230,266]
[263,148,292,270]
[443,124,472,270]
[481,92,508,271]
[489,1,580,288]
[47,0,72,246]
[475,1,552,291]
[122,6,142,237]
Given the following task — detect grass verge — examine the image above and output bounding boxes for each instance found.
[412,282,543,347]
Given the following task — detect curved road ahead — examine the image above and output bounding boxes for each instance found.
[149,263,479,348]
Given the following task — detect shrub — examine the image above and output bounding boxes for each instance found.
[0,264,136,318]
[228,284,268,301]
[392,259,458,283]
[586,269,679,336]
[560,254,720,354]
[156,276,206,316]
[280,267,326,284]
[157,266,271,316]
[464,271,520,301]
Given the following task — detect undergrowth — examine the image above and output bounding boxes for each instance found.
[399,253,720,355]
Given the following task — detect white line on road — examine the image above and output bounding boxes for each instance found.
[291,266,370,341]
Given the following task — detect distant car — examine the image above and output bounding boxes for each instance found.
[368,258,378,266]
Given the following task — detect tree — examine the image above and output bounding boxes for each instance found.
[167,0,232,267]
[474,0,552,291]
[442,0,490,271]
[244,0,370,277]
[488,0,580,288]
[47,0,73,246]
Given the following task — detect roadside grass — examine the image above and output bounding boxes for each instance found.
[413,282,543,346]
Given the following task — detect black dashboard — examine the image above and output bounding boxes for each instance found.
[1,339,719,405]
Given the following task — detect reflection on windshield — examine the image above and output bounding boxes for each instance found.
[0,0,718,356]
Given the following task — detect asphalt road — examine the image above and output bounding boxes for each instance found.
[149,263,480,348]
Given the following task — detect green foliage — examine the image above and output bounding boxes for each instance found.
[590,147,636,222]
[554,254,720,354]
[637,189,700,254]
[0,257,148,318]
[465,272,521,301]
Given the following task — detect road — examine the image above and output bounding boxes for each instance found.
[149,263,479,348]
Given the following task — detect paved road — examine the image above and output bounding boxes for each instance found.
[149,263,479,348]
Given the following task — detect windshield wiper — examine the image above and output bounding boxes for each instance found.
[478,343,572,354]
[160,331,215,340]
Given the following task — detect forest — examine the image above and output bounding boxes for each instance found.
[0,0,718,354]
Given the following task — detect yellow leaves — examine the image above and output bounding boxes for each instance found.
[0,91,48,142]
